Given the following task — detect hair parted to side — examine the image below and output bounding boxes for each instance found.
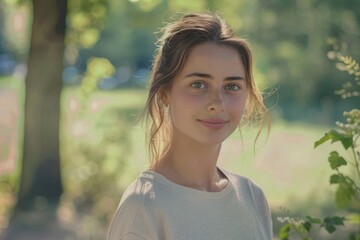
[141,12,270,166]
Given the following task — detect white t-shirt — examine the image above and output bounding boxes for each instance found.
[107,168,273,240]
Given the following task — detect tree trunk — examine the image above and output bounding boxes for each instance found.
[1,0,70,239]
[17,0,67,211]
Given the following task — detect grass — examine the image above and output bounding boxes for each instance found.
[223,122,337,205]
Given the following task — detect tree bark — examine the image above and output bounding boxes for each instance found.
[1,1,70,239]
[17,0,67,212]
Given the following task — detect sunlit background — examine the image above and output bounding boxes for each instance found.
[0,0,359,239]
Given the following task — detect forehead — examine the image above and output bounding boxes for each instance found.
[178,42,245,77]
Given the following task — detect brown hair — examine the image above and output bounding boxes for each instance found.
[142,12,269,165]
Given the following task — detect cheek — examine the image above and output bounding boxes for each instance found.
[172,90,204,108]
[169,91,197,117]
[227,95,247,118]
[227,97,246,125]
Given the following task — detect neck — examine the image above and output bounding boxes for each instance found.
[151,132,227,192]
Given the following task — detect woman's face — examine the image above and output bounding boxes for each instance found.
[164,42,248,146]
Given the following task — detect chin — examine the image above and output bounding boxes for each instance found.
[197,135,229,146]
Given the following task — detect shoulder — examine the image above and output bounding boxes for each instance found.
[120,172,158,206]
[222,169,265,198]
[222,169,273,238]
[112,172,158,219]
[222,169,270,218]
[107,172,160,240]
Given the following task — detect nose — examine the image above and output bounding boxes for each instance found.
[207,90,225,112]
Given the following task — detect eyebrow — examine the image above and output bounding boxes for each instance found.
[184,72,245,81]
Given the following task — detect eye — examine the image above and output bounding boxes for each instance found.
[191,81,206,89]
[224,84,241,91]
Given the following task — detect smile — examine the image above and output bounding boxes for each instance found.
[198,119,229,130]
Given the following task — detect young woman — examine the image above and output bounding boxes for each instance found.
[107,13,272,240]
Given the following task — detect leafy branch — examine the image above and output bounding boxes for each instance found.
[278,48,360,240]
[328,47,360,99]
[278,215,346,240]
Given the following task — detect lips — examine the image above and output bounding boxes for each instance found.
[198,119,229,130]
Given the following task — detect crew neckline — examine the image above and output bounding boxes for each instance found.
[141,167,234,200]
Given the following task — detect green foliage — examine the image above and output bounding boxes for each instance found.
[61,111,131,238]
[64,0,110,67]
[278,215,346,240]
[67,0,109,49]
[315,109,360,211]
[80,57,116,98]
[60,89,144,239]
[278,51,360,239]
[328,45,360,100]
[328,151,347,169]
[315,130,352,150]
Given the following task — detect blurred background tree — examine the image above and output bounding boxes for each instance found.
[1,0,109,239]
[0,0,359,239]
[2,0,68,239]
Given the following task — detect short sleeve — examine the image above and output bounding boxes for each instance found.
[250,183,273,239]
[107,180,160,240]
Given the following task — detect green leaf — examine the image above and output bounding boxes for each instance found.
[324,217,333,224]
[324,224,336,233]
[323,216,345,225]
[314,129,353,149]
[306,216,322,224]
[331,216,345,225]
[314,132,333,147]
[279,224,291,240]
[333,216,345,226]
[328,151,347,170]
[322,216,345,234]
[329,174,341,184]
[335,183,354,209]
[303,221,312,232]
